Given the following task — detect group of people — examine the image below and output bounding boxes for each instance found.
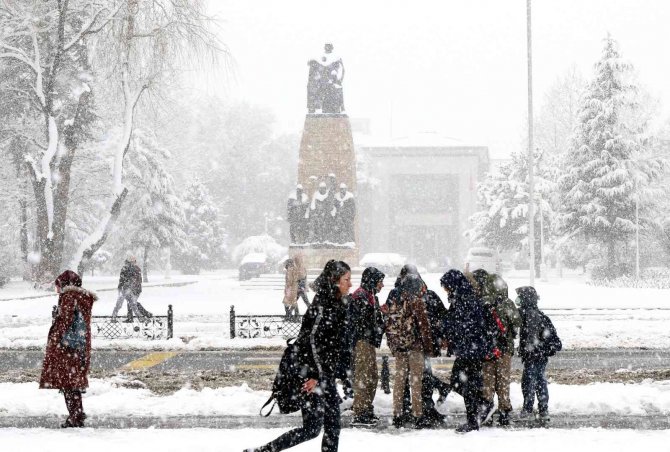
[287,175,356,245]
[248,261,561,452]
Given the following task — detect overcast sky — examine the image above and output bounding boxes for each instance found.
[197,0,670,158]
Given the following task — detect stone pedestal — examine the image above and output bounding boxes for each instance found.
[290,114,359,270]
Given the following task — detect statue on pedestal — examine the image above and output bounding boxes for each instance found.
[334,183,356,243]
[287,184,310,244]
[307,43,345,114]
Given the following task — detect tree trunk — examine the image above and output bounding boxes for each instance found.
[607,238,616,276]
[142,246,149,283]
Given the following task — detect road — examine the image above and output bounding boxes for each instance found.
[1,348,668,373]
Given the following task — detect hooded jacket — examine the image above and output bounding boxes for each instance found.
[294,269,348,381]
[40,271,97,390]
[517,286,561,361]
[441,270,495,360]
[348,267,385,348]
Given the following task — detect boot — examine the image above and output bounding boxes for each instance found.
[479,400,495,425]
[455,422,479,433]
[498,410,511,427]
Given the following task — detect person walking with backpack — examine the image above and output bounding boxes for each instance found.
[40,270,97,428]
[478,273,521,426]
[386,274,435,429]
[440,269,495,433]
[244,260,352,452]
[348,267,385,426]
[516,286,562,423]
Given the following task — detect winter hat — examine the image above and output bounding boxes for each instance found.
[361,267,385,293]
[400,274,425,299]
[491,274,509,300]
[515,286,539,307]
[471,268,490,292]
[440,269,474,297]
[55,270,82,290]
[394,263,420,288]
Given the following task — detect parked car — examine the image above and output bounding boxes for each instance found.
[238,252,269,281]
[359,252,406,278]
[464,247,501,274]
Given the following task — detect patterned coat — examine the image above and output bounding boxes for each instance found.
[40,286,97,390]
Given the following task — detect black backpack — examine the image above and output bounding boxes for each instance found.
[538,313,562,357]
[260,338,308,416]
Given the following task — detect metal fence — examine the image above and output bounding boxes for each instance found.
[52,305,173,340]
[230,305,302,339]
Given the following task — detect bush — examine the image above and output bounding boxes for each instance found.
[588,263,633,281]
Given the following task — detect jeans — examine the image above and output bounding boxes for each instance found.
[450,358,483,427]
[112,289,151,320]
[265,379,341,452]
[521,357,549,413]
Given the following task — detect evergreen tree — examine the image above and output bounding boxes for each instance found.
[174,183,227,274]
[468,149,555,273]
[121,130,186,282]
[557,35,664,274]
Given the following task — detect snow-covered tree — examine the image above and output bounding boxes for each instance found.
[467,149,555,273]
[173,183,227,274]
[557,35,665,274]
[120,130,186,282]
[232,235,286,265]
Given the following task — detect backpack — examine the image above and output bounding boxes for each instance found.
[538,313,562,357]
[385,297,416,354]
[260,338,308,416]
[60,305,86,352]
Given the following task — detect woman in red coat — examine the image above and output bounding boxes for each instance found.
[40,270,97,428]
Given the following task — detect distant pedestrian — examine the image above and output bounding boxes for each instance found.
[244,260,352,452]
[40,270,97,428]
[386,274,435,429]
[516,286,562,423]
[440,269,495,433]
[349,267,385,426]
[112,256,151,321]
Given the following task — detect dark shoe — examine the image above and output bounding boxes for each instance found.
[124,318,134,323]
[455,422,479,433]
[479,400,496,425]
[243,446,273,452]
[498,410,511,427]
[538,411,550,424]
[516,410,534,423]
[60,418,83,428]
[424,407,445,424]
[351,414,378,427]
[392,415,406,429]
[413,415,434,429]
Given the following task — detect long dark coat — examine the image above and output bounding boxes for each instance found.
[40,286,97,390]
[118,261,142,295]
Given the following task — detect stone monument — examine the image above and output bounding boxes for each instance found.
[288,43,359,270]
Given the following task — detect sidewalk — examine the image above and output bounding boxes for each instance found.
[2,413,669,430]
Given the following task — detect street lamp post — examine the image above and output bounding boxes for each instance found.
[527,0,536,285]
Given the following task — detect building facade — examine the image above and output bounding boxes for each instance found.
[357,135,489,268]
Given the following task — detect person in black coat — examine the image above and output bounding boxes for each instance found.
[348,267,385,425]
[516,286,561,422]
[440,269,495,433]
[112,257,152,321]
[245,260,352,452]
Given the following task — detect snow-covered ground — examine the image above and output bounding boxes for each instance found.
[2,377,670,418]
[1,270,670,349]
[2,427,669,452]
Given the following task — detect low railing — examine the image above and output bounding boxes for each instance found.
[52,305,173,340]
[230,305,302,339]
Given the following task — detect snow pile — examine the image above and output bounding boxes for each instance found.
[2,378,670,418]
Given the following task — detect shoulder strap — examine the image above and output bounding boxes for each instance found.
[260,395,276,417]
